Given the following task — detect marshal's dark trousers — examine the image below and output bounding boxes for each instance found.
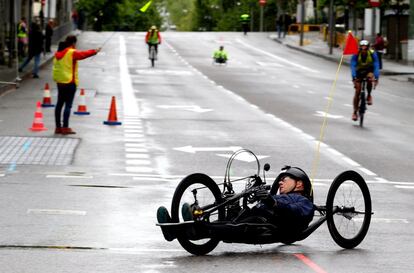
[55,83,77,128]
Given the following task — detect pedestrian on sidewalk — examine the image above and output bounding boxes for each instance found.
[45,19,54,53]
[18,22,43,78]
[373,33,385,70]
[17,17,28,60]
[52,35,100,135]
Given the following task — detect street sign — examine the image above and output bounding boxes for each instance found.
[368,0,380,7]
[259,0,266,6]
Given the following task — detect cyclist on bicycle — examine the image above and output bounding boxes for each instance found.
[350,40,380,121]
[145,25,162,57]
[212,46,228,64]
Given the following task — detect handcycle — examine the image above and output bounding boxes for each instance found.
[157,149,372,255]
[212,56,228,66]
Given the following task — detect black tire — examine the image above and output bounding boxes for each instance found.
[359,112,364,127]
[326,170,372,249]
[151,58,155,67]
[171,173,224,255]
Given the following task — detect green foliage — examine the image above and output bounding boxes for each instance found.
[167,0,281,31]
[76,0,163,31]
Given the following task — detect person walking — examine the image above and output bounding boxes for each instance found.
[52,35,100,135]
[240,13,250,35]
[17,17,28,60]
[45,19,54,53]
[18,22,43,78]
[373,33,385,70]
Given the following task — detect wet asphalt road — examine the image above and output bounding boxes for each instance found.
[0,31,413,272]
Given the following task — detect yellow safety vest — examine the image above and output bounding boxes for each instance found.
[17,23,27,38]
[52,49,79,85]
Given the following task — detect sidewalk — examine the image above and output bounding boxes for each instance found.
[269,32,414,80]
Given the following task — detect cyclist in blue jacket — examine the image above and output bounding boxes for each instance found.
[350,40,380,121]
[254,166,314,235]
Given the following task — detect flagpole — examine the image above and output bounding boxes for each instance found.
[310,31,358,193]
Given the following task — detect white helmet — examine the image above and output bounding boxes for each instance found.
[359,40,370,47]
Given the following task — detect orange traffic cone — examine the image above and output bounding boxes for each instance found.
[29,101,48,131]
[74,89,90,115]
[103,96,122,125]
[41,83,55,107]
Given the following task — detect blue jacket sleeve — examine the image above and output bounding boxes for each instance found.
[350,54,358,79]
[372,51,380,79]
[274,194,314,220]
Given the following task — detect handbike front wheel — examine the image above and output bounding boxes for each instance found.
[171,173,225,255]
[326,170,372,249]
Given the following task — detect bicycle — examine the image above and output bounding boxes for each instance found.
[358,78,368,127]
[157,149,373,255]
[148,44,157,67]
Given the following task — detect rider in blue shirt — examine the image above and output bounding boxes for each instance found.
[350,40,380,121]
[254,166,314,235]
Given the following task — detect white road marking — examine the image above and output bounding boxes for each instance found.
[216,153,270,163]
[314,111,343,119]
[125,148,148,153]
[293,85,300,89]
[125,143,146,147]
[0,173,5,177]
[124,138,145,143]
[46,175,93,179]
[119,35,139,116]
[126,167,154,173]
[341,157,360,167]
[157,105,212,113]
[126,154,149,159]
[124,133,144,138]
[124,129,142,133]
[27,209,87,216]
[394,185,414,189]
[135,69,193,76]
[126,159,151,165]
[174,146,243,153]
[124,125,143,129]
[236,39,319,73]
[358,167,377,176]
[360,218,409,224]
[256,61,284,67]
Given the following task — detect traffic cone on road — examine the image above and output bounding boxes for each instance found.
[74,89,90,115]
[41,83,55,107]
[29,101,48,131]
[103,96,122,125]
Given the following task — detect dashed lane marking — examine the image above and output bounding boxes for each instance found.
[125,159,151,165]
[27,209,87,216]
[46,174,93,179]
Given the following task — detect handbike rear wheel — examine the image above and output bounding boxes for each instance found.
[326,170,372,249]
[171,173,225,255]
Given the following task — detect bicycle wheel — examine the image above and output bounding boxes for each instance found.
[171,173,225,255]
[326,170,372,249]
[359,94,366,127]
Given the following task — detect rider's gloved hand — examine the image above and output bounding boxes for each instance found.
[255,188,276,208]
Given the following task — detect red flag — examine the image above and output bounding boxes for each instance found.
[343,32,359,55]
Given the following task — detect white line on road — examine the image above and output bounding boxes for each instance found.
[394,185,414,189]
[236,39,319,73]
[119,35,139,116]
[46,175,93,179]
[27,209,87,216]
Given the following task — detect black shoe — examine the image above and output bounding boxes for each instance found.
[32,74,39,78]
[182,203,193,221]
[157,206,175,241]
